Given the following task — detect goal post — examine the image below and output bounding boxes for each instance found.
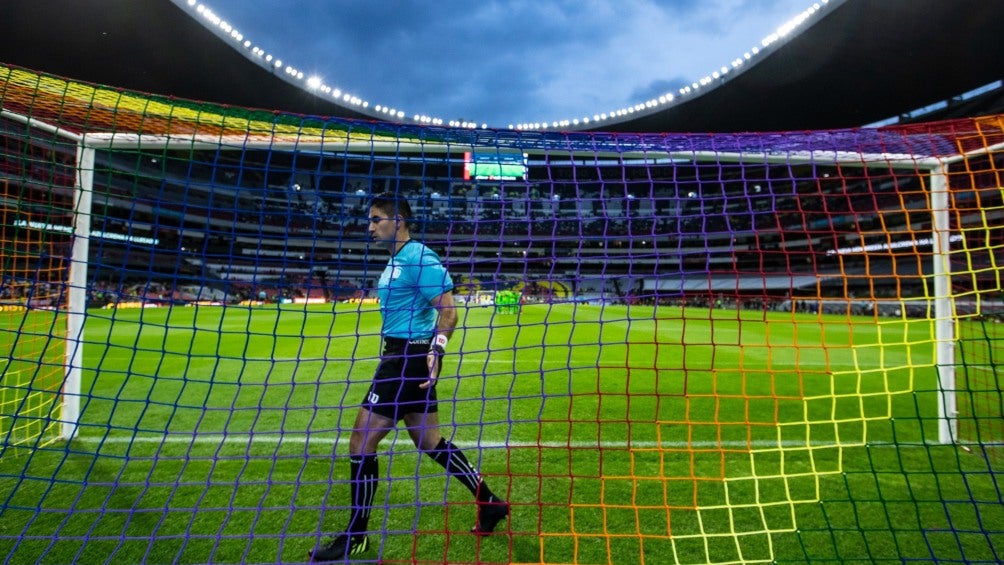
[0,109,84,450]
[929,165,957,444]
[60,142,93,441]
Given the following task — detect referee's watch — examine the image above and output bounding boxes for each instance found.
[432,334,448,354]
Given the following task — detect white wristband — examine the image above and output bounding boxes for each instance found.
[433,334,449,351]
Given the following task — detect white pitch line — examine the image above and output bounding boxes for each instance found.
[71,434,896,450]
[963,365,1000,376]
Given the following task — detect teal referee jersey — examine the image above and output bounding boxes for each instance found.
[376,239,454,339]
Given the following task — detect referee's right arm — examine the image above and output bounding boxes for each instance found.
[422,291,457,388]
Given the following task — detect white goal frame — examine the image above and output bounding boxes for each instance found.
[3,108,1000,444]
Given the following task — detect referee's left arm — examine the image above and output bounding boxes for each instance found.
[421,291,457,389]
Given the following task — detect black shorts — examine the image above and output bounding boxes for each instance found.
[362,336,439,421]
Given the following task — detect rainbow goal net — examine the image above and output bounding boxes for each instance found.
[1,63,1002,564]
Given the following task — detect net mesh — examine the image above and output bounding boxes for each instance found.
[0,118,75,455]
[1,63,1003,564]
[952,150,1004,467]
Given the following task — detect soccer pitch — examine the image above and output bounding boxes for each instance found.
[1,303,1000,564]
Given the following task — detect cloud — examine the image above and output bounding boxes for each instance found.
[630,77,692,103]
[204,0,821,125]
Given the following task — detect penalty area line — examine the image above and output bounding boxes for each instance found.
[70,434,910,450]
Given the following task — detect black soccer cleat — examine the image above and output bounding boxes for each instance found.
[471,496,510,535]
[309,533,370,562]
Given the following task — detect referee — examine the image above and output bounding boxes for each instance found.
[310,192,509,561]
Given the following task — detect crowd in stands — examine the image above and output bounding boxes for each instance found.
[8,133,1002,321]
[78,275,365,308]
[0,279,59,307]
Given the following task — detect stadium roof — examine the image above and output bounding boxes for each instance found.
[0,0,1002,134]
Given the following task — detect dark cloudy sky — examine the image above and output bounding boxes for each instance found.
[190,0,823,127]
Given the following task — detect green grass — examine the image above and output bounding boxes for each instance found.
[0,303,1002,564]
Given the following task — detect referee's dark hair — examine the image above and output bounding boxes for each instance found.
[369,192,413,221]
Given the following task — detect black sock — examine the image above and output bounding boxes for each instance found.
[426,438,497,502]
[347,454,378,534]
